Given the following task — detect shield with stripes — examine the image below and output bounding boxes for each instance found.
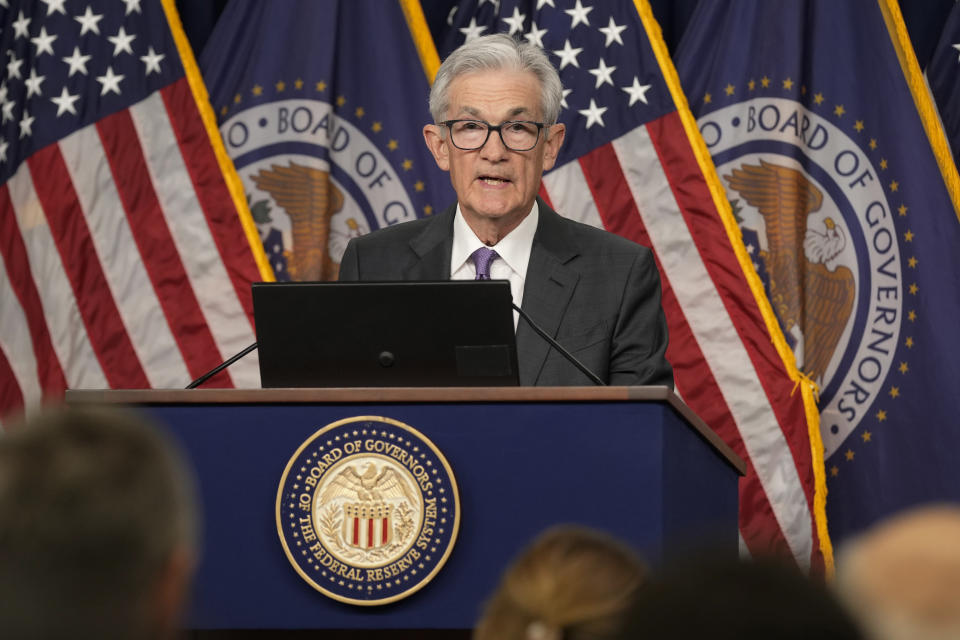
[342,502,394,550]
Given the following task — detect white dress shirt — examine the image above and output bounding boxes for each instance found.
[449,201,539,330]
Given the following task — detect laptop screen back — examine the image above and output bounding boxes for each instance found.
[251,281,519,387]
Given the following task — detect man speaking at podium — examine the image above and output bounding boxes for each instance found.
[339,34,673,388]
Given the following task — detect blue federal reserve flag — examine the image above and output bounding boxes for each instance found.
[676,0,960,541]
[200,0,453,281]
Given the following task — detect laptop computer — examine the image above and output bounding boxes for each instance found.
[251,280,520,387]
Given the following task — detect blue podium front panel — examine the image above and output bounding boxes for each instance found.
[136,399,737,629]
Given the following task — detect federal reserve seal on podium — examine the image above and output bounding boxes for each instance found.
[276,416,460,605]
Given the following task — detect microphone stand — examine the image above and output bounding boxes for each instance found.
[185,342,258,389]
[512,302,606,386]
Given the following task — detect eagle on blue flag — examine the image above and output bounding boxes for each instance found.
[724,159,856,384]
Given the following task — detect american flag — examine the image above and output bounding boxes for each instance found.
[437,0,829,572]
[0,0,270,424]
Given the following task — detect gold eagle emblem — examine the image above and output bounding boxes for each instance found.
[318,462,419,552]
[725,159,856,383]
[252,161,345,281]
[319,462,418,504]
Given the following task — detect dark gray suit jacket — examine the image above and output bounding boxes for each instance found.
[338,198,673,387]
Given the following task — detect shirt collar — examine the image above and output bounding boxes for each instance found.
[451,200,539,277]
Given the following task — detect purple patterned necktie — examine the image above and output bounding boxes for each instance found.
[471,246,499,280]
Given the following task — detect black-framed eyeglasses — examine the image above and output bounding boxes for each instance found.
[441,119,547,151]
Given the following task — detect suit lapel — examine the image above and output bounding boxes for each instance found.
[409,200,581,384]
[517,200,580,385]
[403,204,455,280]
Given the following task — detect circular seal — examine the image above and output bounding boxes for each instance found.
[276,416,460,605]
[221,98,423,281]
[697,96,904,457]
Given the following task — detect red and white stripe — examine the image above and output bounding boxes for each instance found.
[541,112,823,572]
[0,77,264,425]
[349,516,391,549]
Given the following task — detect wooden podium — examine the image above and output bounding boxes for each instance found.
[66,386,743,632]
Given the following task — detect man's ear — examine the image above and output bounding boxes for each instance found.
[423,124,450,171]
[541,123,566,172]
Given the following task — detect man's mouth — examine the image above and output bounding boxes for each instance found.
[478,176,511,185]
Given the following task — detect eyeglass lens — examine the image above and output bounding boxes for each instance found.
[449,121,540,151]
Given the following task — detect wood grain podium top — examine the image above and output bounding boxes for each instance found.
[65,386,744,474]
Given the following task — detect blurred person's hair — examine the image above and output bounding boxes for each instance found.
[0,405,198,639]
[835,504,960,640]
[630,553,863,639]
[474,524,648,640]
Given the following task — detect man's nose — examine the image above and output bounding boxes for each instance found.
[479,128,509,160]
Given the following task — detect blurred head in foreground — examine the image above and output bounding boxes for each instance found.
[631,553,864,639]
[835,504,960,640]
[474,524,648,640]
[0,405,198,639]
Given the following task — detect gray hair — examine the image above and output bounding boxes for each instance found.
[0,405,198,638]
[429,33,563,125]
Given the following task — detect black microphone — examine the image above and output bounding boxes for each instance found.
[511,302,606,386]
[185,342,258,389]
